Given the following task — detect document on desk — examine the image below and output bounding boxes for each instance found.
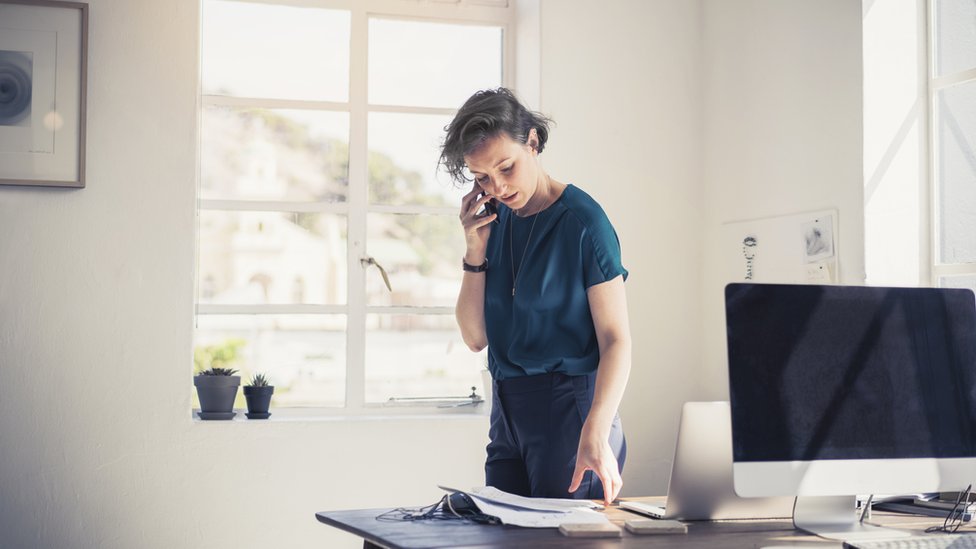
[468,486,604,511]
[438,485,609,528]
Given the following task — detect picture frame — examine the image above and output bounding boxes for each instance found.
[0,0,88,188]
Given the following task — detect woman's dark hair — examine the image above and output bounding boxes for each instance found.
[439,88,552,186]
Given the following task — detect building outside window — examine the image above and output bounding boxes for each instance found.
[195,0,513,412]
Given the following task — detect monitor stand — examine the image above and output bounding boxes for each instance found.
[793,496,911,542]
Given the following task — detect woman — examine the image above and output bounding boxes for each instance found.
[440,88,631,505]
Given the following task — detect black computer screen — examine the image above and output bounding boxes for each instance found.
[726,283,976,462]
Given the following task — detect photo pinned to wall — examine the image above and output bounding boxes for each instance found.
[801,214,836,284]
[802,215,834,263]
[0,0,88,188]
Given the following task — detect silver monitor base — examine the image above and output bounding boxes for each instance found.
[793,496,911,542]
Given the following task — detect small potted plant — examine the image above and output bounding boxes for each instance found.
[243,373,274,419]
[194,367,241,420]
[193,339,245,420]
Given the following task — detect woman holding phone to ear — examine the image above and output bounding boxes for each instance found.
[439,88,631,506]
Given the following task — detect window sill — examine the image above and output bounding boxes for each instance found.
[190,405,489,423]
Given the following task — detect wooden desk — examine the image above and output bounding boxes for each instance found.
[315,497,946,549]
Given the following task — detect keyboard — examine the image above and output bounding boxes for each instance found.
[843,533,976,549]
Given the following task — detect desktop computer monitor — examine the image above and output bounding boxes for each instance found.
[725,283,976,540]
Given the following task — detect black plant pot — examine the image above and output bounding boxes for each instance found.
[243,385,274,419]
[194,375,240,420]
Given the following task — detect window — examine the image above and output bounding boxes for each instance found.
[196,0,513,412]
[930,0,976,291]
[864,1,976,289]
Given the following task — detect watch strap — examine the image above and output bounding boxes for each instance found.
[462,258,488,273]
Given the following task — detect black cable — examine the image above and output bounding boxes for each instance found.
[375,494,501,525]
[924,484,972,534]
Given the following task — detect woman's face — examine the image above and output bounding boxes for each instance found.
[464,131,539,211]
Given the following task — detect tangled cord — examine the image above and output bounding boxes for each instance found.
[925,484,973,534]
[376,493,501,525]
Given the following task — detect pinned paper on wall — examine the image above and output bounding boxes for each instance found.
[802,215,834,263]
[720,209,839,285]
[805,261,834,283]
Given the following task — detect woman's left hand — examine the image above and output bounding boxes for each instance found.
[568,424,622,506]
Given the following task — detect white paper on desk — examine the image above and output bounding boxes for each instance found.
[437,485,609,528]
[465,495,609,528]
[467,486,604,511]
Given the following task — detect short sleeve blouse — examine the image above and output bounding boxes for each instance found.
[483,184,628,379]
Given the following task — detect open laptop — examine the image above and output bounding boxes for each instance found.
[620,401,795,521]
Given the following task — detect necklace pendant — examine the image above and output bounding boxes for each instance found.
[512,287,515,297]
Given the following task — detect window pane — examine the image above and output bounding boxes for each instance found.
[195,314,346,407]
[936,80,976,264]
[940,275,976,291]
[201,105,349,202]
[365,314,483,403]
[201,1,350,101]
[368,112,457,207]
[366,213,463,307]
[368,18,503,108]
[933,0,976,77]
[198,211,347,305]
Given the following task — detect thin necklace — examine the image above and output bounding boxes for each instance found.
[509,182,554,296]
[509,212,539,297]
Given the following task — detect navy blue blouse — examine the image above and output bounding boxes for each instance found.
[483,184,628,379]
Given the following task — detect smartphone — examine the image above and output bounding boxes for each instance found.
[477,192,497,218]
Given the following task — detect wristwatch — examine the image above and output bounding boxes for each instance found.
[462,258,488,273]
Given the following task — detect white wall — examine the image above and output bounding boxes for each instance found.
[0,0,864,547]
[538,0,864,493]
[538,0,704,496]
[699,0,865,399]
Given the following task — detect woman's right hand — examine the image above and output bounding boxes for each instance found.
[460,186,497,262]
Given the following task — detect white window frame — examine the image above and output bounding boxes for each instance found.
[927,0,976,286]
[196,0,515,416]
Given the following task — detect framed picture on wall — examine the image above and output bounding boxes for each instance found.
[0,0,88,188]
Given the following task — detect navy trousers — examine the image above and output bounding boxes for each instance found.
[485,371,627,500]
